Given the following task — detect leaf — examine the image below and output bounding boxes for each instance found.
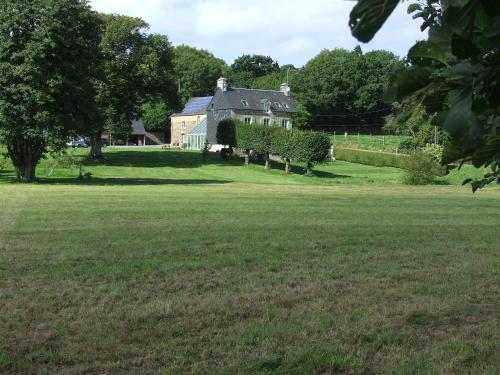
[349,0,400,43]
[451,34,480,58]
[407,3,422,14]
[384,67,432,103]
[408,41,451,66]
[462,178,473,185]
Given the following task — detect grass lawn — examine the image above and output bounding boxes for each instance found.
[0,148,499,374]
[331,134,410,152]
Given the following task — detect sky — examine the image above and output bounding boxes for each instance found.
[90,0,426,67]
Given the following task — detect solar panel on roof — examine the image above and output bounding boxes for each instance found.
[182,96,213,114]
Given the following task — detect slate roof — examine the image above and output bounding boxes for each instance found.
[131,119,146,135]
[187,118,207,135]
[215,88,296,113]
[180,96,213,115]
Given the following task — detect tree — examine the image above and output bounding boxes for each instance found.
[349,0,500,191]
[293,48,402,132]
[291,131,331,176]
[141,102,174,132]
[229,54,280,88]
[0,0,101,182]
[90,16,176,158]
[271,128,296,173]
[289,102,312,130]
[251,65,297,90]
[173,45,228,105]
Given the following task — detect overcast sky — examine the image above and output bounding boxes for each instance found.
[90,0,426,67]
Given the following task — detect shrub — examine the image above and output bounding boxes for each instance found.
[403,152,443,185]
[291,131,331,176]
[421,143,444,165]
[398,138,417,154]
[271,128,295,173]
[235,122,254,164]
[335,148,408,168]
[216,119,236,148]
[45,151,79,177]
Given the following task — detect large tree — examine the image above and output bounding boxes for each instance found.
[0,0,101,182]
[293,48,403,132]
[229,54,280,88]
[173,45,228,105]
[90,16,176,157]
[349,0,500,190]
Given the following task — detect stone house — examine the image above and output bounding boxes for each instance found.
[206,78,296,144]
[170,96,213,146]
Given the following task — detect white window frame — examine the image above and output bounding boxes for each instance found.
[244,116,253,124]
[282,102,289,109]
[263,117,271,126]
[181,121,186,129]
[281,119,289,128]
[241,100,249,107]
[274,102,282,109]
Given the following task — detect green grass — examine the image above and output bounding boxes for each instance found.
[331,134,409,152]
[0,148,499,374]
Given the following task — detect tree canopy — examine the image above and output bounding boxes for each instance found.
[349,0,500,190]
[173,45,228,105]
[0,0,101,181]
[292,48,403,132]
[229,54,280,88]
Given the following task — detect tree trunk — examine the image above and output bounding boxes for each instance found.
[265,152,270,170]
[90,134,103,159]
[285,158,291,174]
[9,141,42,183]
[244,149,250,165]
[306,162,313,177]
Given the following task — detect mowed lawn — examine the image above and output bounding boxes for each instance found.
[0,148,499,374]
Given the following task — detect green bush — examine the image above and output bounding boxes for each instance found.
[271,128,296,173]
[421,143,444,165]
[216,119,237,148]
[398,138,417,153]
[235,122,254,164]
[403,152,444,185]
[334,148,408,169]
[291,131,331,176]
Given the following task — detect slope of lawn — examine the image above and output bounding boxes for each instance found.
[331,134,409,152]
[0,148,499,374]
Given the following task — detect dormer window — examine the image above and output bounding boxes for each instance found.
[263,101,271,113]
[241,100,249,107]
[274,102,282,109]
[282,102,289,109]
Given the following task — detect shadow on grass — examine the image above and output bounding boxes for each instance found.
[85,150,234,169]
[36,177,232,186]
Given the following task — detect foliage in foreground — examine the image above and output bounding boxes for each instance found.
[349,0,500,191]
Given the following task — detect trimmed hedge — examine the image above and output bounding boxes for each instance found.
[291,131,331,176]
[216,119,237,147]
[218,120,331,174]
[334,147,408,169]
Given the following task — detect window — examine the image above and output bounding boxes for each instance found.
[181,121,186,129]
[282,102,289,109]
[264,102,271,113]
[244,117,252,124]
[274,102,282,109]
[263,118,271,126]
[241,100,249,107]
[281,119,289,128]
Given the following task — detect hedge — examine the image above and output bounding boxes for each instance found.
[334,147,408,169]
[218,120,331,174]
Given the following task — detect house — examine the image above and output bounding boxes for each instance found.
[206,78,296,145]
[101,119,148,146]
[170,96,213,147]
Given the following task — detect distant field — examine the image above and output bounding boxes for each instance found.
[1,148,498,374]
[331,134,410,152]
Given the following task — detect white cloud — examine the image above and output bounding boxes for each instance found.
[90,0,426,65]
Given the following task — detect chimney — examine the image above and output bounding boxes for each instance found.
[217,77,228,92]
[280,83,291,97]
